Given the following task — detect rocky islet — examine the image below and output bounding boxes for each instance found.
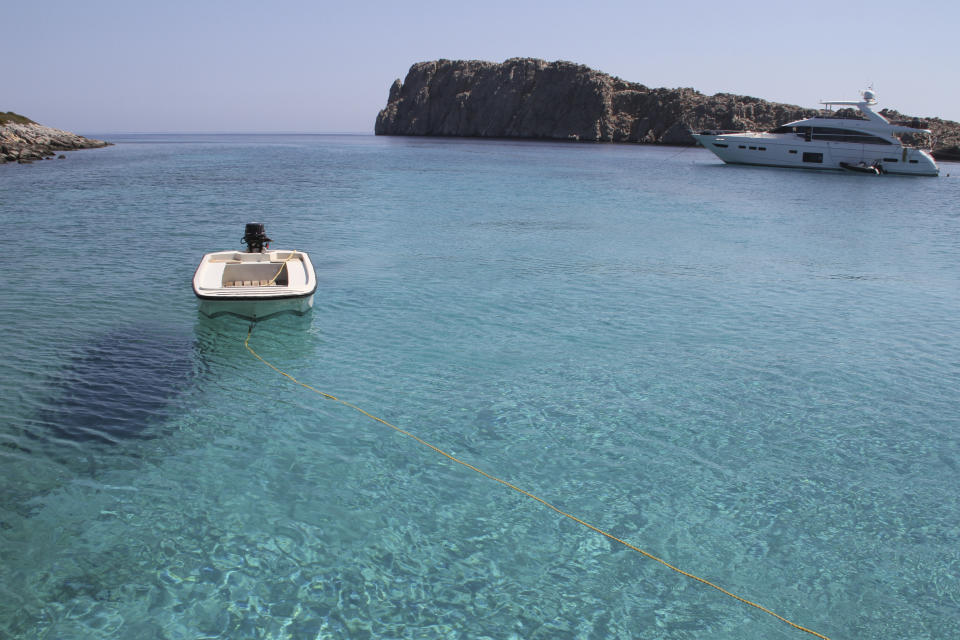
[1,113,110,164]
[376,58,960,161]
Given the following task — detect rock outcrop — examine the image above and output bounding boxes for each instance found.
[1,112,110,164]
[878,109,960,161]
[376,59,960,160]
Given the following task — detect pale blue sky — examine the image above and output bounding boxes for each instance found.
[6,0,958,133]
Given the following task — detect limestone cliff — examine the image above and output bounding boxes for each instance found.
[376,59,960,160]
[1,112,110,164]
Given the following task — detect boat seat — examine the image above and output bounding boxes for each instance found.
[221,280,277,287]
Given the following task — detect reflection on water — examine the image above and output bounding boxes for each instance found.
[193,307,316,350]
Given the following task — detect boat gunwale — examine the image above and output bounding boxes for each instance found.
[192,250,318,300]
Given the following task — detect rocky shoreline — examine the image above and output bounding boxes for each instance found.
[1,113,110,164]
[376,59,960,161]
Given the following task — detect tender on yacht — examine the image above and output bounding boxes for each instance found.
[692,90,939,176]
[193,223,317,319]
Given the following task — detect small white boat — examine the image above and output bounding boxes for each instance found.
[193,224,317,319]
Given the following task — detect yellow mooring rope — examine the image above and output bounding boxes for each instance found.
[244,326,831,640]
[266,250,299,286]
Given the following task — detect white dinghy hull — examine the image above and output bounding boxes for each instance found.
[193,249,317,320]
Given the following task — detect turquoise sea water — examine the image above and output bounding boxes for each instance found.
[1,134,959,639]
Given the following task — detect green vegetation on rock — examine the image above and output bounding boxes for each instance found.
[0,111,36,126]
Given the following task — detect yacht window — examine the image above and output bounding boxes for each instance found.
[788,149,798,154]
[883,157,899,162]
[802,152,823,163]
[813,127,856,136]
[713,143,729,148]
[739,145,746,149]
[771,126,793,134]
[758,147,766,151]
[749,146,757,150]
[909,159,919,163]
[811,127,892,145]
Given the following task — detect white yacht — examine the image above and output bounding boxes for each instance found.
[692,90,939,176]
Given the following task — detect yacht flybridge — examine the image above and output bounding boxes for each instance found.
[193,223,317,319]
[692,90,939,176]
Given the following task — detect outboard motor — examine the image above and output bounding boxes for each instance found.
[241,222,271,253]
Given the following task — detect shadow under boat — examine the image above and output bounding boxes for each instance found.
[27,324,199,446]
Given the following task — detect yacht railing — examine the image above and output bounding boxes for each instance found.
[696,129,759,135]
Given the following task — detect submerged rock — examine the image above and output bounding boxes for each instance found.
[376,58,960,158]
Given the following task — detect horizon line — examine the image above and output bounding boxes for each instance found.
[79,130,377,137]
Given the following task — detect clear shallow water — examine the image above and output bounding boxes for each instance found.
[1,134,959,639]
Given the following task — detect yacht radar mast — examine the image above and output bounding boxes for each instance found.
[820,89,889,125]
